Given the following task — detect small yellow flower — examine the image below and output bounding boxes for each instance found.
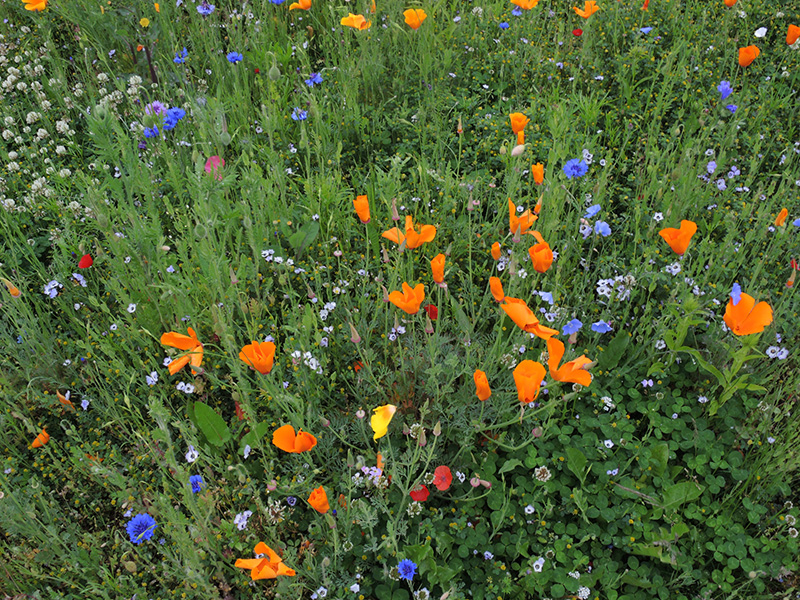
[140,17,150,27]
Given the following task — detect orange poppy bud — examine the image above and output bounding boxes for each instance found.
[501,297,558,339]
[403,8,426,29]
[547,337,592,387]
[370,404,397,440]
[57,390,75,411]
[491,242,501,260]
[511,0,539,9]
[787,270,796,288]
[489,276,505,302]
[31,428,49,448]
[723,292,772,336]
[308,486,330,513]
[738,45,760,67]
[289,0,311,9]
[641,0,649,9]
[388,282,425,314]
[430,254,445,284]
[457,116,463,135]
[341,13,371,29]
[531,163,544,185]
[370,0,376,12]
[528,231,553,273]
[272,424,317,453]
[723,0,736,6]
[161,328,203,375]
[534,196,543,215]
[154,2,159,11]
[788,25,800,46]
[775,208,788,227]
[513,360,546,404]
[573,0,599,18]
[353,194,370,224]
[509,112,529,135]
[239,341,276,375]
[1,277,21,298]
[235,542,296,579]
[658,220,697,255]
[474,369,491,401]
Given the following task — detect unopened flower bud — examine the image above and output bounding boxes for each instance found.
[418,428,427,447]
[391,198,400,221]
[470,476,481,488]
[349,322,361,344]
[511,144,526,157]
[268,64,281,81]
[433,421,441,436]
[267,480,277,491]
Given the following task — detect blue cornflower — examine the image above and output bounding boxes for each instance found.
[270,0,285,3]
[511,7,522,16]
[305,72,323,87]
[730,282,742,306]
[227,52,243,64]
[143,126,159,138]
[717,80,733,100]
[595,221,611,237]
[163,107,186,131]
[197,0,215,15]
[397,559,417,582]
[562,319,583,335]
[591,320,613,333]
[189,475,203,493]
[584,204,601,219]
[725,104,737,114]
[640,27,653,34]
[499,22,510,30]
[563,158,588,179]
[291,107,308,121]
[126,513,157,544]
[174,47,188,64]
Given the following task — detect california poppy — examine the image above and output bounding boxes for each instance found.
[723,0,736,6]
[738,45,760,67]
[573,0,599,18]
[531,163,544,185]
[430,254,445,285]
[289,0,310,9]
[409,484,430,501]
[0,277,21,298]
[513,360,546,404]
[509,112,529,146]
[501,297,558,339]
[403,8,426,29]
[272,424,318,453]
[382,215,436,249]
[723,292,773,336]
[31,428,49,448]
[57,390,75,411]
[370,0,376,12]
[78,254,93,269]
[546,337,592,386]
[528,231,553,273]
[371,404,397,440]
[489,276,505,303]
[511,0,538,8]
[508,198,538,237]
[658,220,697,255]
[775,208,788,227]
[474,369,492,401]
[642,0,649,9]
[308,486,330,513]
[239,341,276,375]
[353,195,370,224]
[23,0,46,10]
[491,242,502,260]
[161,328,203,375]
[788,25,800,46]
[433,466,453,491]
[235,542,296,579]
[341,13,371,29]
[389,282,425,314]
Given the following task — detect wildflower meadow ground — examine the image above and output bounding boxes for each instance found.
[0,0,799,599]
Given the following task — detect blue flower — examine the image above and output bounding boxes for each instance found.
[725,104,737,114]
[270,0,285,3]
[594,221,611,237]
[793,218,800,227]
[305,72,323,87]
[189,475,203,493]
[717,80,733,100]
[591,320,613,333]
[511,7,522,16]
[563,158,588,179]
[291,107,308,121]
[196,1,215,15]
[640,27,653,34]
[287,496,297,507]
[174,47,188,64]
[126,513,157,544]
[499,22,510,30]
[162,107,186,131]
[538,291,554,305]
[143,126,159,138]
[562,319,583,335]
[227,52,243,64]
[730,282,741,306]
[397,559,417,582]
[584,204,601,219]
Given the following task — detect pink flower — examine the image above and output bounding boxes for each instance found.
[205,156,225,181]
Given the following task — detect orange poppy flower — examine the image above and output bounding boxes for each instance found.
[501,297,559,339]
[31,428,49,448]
[161,328,203,375]
[272,424,318,453]
[775,208,788,227]
[509,112,529,134]
[370,0,376,12]
[403,8,426,29]
[474,369,491,401]
[489,276,505,302]
[289,0,311,9]
[239,341,276,375]
[491,242,501,260]
[511,0,539,8]
[546,337,592,387]
[724,0,736,6]
[573,0,599,18]
[788,25,800,46]
[738,45,760,67]
[341,13,371,29]
[534,196,542,214]
[1,277,21,298]
[389,282,425,314]
[723,293,773,336]
[371,404,397,440]
[508,198,538,237]
[382,215,436,249]
[23,0,46,11]
[641,0,649,9]
[658,220,697,255]
[531,163,544,185]
[430,254,445,285]
[57,390,75,411]
[353,195,370,224]
[308,485,330,513]
[235,542,296,579]
[513,360,546,404]
[528,231,553,273]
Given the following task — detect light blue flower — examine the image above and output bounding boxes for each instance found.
[562,319,583,335]
[591,320,612,333]
[595,221,611,237]
[563,158,588,179]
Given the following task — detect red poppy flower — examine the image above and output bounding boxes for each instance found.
[410,484,430,502]
[433,466,453,491]
[78,254,93,268]
[424,304,438,320]
[573,28,583,36]
[254,68,260,74]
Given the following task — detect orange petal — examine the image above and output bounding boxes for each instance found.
[546,337,565,374]
[294,430,318,452]
[737,301,773,335]
[272,424,298,453]
[167,354,190,376]
[161,331,197,350]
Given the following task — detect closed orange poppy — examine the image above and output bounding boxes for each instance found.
[546,337,592,387]
[788,25,800,46]
[573,0,599,18]
[501,297,558,339]
[239,341,276,375]
[491,242,501,260]
[31,428,49,448]
[430,254,445,284]
[308,485,330,513]
[389,282,425,314]
[235,542,296,579]
[775,208,788,227]
[161,328,203,375]
[403,8,426,29]
[738,45,760,67]
[353,195,370,224]
[382,215,436,249]
[528,231,553,273]
[289,0,311,9]
[513,360,546,404]
[508,198,538,237]
[531,163,544,185]
[658,220,697,255]
[509,112,529,135]
[341,13,371,29]
[1,277,21,298]
[489,276,505,302]
[474,369,491,401]
[723,293,773,336]
[272,424,318,453]
[724,0,736,6]
[511,0,539,8]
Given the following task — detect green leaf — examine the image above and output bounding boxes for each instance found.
[499,459,524,475]
[565,447,587,482]
[650,443,669,476]
[662,481,704,510]
[240,421,272,451]
[287,221,319,256]
[598,330,630,370]
[449,295,472,337]
[193,402,231,447]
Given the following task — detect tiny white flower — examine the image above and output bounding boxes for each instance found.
[127,303,137,313]
[604,439,614,448]
[754,27,767,38]
[185,445,199,463]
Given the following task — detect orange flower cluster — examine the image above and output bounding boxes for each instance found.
[235,543,296,579]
